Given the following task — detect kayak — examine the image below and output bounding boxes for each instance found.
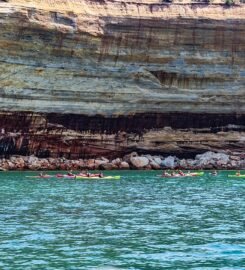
[56,174,75,179]
[26,175,53,179]
[75,175,121,180]
[228,175,245,178]
[160,172,204,178]
[188,172,204,176]
[161,175,185,178]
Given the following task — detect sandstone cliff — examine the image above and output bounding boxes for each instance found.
[0,0,244,159]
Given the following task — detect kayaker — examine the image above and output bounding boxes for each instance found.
[178,170,185,176]
[236,171,241,176]
[67,170,75,176]
[99,172,104,178]
[78,170,87,176]
[211,170,218,176]
[171,171,175,176]
[162,171,170,177]
[39,172,48,178]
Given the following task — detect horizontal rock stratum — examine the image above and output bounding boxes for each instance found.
[0,0,244,159]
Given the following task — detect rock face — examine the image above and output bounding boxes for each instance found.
[0,151,243,170]
[0,0,244,159]
[130,156,149,169]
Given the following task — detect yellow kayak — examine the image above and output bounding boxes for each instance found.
[228,175,245,178]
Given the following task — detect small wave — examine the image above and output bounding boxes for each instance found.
[91,266,123,270]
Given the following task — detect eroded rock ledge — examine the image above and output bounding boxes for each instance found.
[0,111,244,159]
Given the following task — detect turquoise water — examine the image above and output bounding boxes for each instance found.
[0,171,244,270]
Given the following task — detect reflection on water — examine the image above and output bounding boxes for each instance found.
[0,171,244,270]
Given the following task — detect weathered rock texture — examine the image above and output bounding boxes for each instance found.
[0,151,244,171]
[0,0,244,159]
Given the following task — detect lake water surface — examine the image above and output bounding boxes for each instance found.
[0,171,244,269]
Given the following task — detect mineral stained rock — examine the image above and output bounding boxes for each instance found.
[0,0,244,159]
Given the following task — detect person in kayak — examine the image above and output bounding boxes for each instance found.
[171,171,176,176]
[86,172,92,177]
[162,170,171,177]
[78,170,87,177]
[39,172,49,178]
[67,170,75,177]
[178,170,185,176]
[211,170,218,176]
[99,172,104,178]
[236,171,241,176]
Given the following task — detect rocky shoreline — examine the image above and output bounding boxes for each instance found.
[0,151,244,171]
